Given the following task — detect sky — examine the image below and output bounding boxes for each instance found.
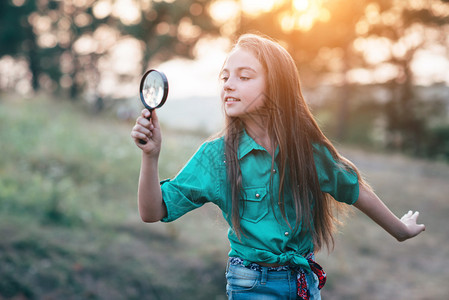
[157,38,229,101]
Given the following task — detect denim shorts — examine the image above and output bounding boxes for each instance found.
[225,261,321,300]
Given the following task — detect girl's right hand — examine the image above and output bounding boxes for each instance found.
[399,210,426,241]
[131,109,162,158]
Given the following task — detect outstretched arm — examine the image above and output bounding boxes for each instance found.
[353,184,425,242]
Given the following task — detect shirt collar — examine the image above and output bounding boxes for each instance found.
[238,129,279,160]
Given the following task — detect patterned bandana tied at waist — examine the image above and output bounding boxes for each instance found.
[228,253,326,300]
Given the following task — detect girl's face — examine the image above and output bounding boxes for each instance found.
[220,47,267,120]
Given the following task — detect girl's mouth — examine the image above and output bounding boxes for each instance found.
[225,97,240,102]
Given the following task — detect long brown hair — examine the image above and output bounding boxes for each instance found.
[222,33,368,251]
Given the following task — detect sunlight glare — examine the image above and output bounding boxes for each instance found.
[93,0,112,19]
[353,37,392,65]
[365,3,381,25]
[37,33,58,48]
[209,0,239,24]
[280,0,331,32]
[109,37,142,75]
[12,0,25,6]
[177,18,202,43]
[356,20,369,35]
[241,0,276,16]
[280,13,295,32]
[297,14,314,31]
[318,8,330,22]
[73,35,97,55]
[93,25,119,54]
[293,0,309,12]
[113,0,141,25]
[73,0,89,7]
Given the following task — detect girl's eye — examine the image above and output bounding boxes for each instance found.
[221,76,229,82]
[240,76,249,81]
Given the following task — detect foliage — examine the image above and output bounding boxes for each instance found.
[361,0,449,154]
[234,0,449,157]
[0,0,219,98]
[309,84,449,161]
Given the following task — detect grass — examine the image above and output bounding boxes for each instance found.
[0,94,226,300]
[1,93,448,299]
[320,148,449,299]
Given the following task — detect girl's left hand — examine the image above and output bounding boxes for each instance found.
[399,211,425,241]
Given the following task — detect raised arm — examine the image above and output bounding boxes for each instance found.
[353,184,425,242]
[131,109,167,222]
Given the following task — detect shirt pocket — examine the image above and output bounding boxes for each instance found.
[240,186,268,223]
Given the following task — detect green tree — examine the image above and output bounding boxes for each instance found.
[233,0,449,156]
[360,0,449,155]
[0,0,219,100]
[123,0,220,74]
[0,0,40,90]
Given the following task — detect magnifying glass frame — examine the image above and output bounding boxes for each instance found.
[139,69,169,111]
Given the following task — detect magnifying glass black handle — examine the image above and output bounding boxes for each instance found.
[138,110,153,145]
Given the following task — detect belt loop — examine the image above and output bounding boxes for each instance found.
[260,267,268,285]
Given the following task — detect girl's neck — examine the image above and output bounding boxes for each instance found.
[243,119,274,155]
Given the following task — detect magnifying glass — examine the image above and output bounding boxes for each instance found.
[138,69,169,144]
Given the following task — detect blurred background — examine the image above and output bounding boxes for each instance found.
[0,0,448,299]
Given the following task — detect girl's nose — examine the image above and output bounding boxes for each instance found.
[223,78,235,91]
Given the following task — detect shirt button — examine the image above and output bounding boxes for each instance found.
[284,231,289,236]
[273,169,277,173]
[255,193,260,198]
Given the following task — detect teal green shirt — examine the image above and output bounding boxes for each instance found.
[160,130,359,271]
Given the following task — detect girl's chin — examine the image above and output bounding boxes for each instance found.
[224,107,241,118]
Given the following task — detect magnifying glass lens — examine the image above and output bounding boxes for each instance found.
[140,69,168,110]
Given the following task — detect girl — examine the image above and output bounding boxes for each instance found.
[131,34,425,300]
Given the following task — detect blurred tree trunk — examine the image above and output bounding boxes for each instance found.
[0,0,219,99]
[384,56,426,155]
[69,51,81,100]
[0,0,40,92]
[27,28,40,92]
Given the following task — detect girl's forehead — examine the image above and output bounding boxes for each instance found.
[222,47,262,72]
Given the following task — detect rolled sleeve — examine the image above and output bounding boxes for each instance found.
[160,179,206,222]
[313,144,359,205]
[160,141,223,222]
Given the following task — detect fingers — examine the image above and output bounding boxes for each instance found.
[401,211,412,221]
[403,210,417,219]
[141,108,151,119]
[401,210,426,234]
[411,211,425,231]
[131,112,152,144]
[139,108,160,129]
[131,109,162,149]
[418,223,426,232]
[131,124,150,142]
